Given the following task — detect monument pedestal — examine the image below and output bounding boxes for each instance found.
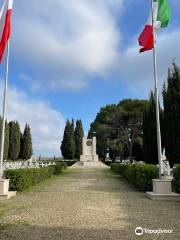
[80,155,99,162]
[146,179,180,201]
[0,179,16,200]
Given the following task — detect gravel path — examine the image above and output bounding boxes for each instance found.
[0,168,180,240]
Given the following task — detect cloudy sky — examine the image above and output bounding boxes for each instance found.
[0,0,179,157]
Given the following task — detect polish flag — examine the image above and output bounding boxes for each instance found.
[0,0,13,63]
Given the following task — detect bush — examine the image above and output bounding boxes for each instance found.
[53,163,64,175]
[4,167,55,192]
[135,164,158,191]
[59,161,76,167]
[173,164,180,193]
[111,163,158,191]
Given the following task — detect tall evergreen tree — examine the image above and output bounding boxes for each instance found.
[143,92,164,164]
[61,120,75,159]
[69,119,75,158]
[61,120,70,159]
[19,132,23,159]
[4,121,9,160]
[21,124,33,160]
[74,120,84,159]
[163,63,180,166]
[0,118,9,160]
[8,121,21,160]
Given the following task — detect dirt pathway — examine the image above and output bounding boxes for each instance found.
[0,168,180,240]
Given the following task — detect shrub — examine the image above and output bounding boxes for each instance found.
[135,164,158,191]
[4,167,55,192]
[172,164,180,193]
[53,163,64,175]
[111,163,158,191]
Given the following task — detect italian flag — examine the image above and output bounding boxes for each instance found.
[138,0,171,53]
[0,0,13,63]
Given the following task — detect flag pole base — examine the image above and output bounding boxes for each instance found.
[0,179,16,200]
[146,179,180,201]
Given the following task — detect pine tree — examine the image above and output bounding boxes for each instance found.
[21,124,33,160]
[8,121,21,160]
[143,92,164,164]
[163,63,180,166]
[75,120,84,159]
[61,120,75,159]
[0,118,9,160]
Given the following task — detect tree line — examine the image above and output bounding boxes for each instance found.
[61,119,84,159]
[89,63,180,167]
[0,119,33,161]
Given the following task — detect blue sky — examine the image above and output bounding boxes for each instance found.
[0,0,179,157]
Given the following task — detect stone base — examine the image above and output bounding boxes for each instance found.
[0,179,17,200]
[153,179,172,194]
[0,191,16,200]
[80,155,99,162]
[146,179,180,201]
[146,192,180,201]
[70,161,109,169]
[0,179,10,194]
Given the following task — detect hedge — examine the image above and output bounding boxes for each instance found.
[172,164,180,193]
[111,163,158,191]
[4,163,65,192]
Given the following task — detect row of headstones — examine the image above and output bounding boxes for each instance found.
[2,160,56,170]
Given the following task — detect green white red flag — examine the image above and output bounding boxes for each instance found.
[138,0,171,53]
[0,0,13,63]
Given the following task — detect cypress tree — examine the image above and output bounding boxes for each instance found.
[61,120,70,159]
[163,63,180,166]
[19,132,23,159]
[21,124,33,160]
[143,92,164,164]
[8,121,21,160]
[75,120,84,159]
[61,120,75,159]
[4,121,9,160]
[69,119,75,159]
[0,118,9,160]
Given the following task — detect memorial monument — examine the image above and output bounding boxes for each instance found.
[71,137,109,168]
[80,137,98,162]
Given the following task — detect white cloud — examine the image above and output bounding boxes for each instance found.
[114,29,180,97]
[0,82,66,156]
[11,0,123,91]
[10,0,179,96]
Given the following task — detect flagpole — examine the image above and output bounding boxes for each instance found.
[0,40,10,179]
[151,0,163,179]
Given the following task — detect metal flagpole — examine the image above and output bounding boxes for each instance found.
[151,0,163,179]
[0,40,10,179]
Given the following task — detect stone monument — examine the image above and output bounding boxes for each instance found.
[80,137,98,162]
[70,137,109,168]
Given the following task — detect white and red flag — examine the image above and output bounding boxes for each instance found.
[0,0,13,63]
